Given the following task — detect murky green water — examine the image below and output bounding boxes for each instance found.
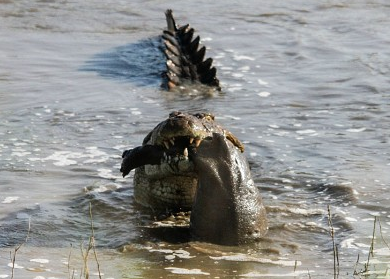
[1,0,390,278]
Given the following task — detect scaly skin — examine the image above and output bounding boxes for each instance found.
[162,9,220,90]
[121,111,244,211]
[120,113,268,245]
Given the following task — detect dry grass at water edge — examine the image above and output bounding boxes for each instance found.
[4,204,390,278]
[327,205,390,278]
[6,202,103,279]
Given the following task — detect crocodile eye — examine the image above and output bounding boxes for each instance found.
[204,113,215,121]
[210,114,215,120]
[194,113,204,119]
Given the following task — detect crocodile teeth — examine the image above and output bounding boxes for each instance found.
[189,137,194,144]
[194,138,202,147]
[163,141,170,149]
[169,138,175,146]
[183,147,188,157]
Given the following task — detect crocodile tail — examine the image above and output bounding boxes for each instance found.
[162,9,220,90]
[165,9,177,32]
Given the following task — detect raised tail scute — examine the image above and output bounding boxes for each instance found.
[162,9,220,91]
[165,9,177,32]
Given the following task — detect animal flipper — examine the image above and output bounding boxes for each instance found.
[162,9,220,90]
[120,145,165,177]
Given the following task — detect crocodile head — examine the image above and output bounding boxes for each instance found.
[120,111,244,211]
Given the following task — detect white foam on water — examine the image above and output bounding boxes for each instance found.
[83,156,107,163]
[148,248,174,254]
[2,196,19,204]
[227,87,243,92]
[257,78,269,85]
[30,258,49,264]
[165,267,209,275]
[258,91,271,97]
[232,72,244,78]
[362,217,375,222]
[296,129,317,135]
[84,183,121,193]
[43,151,80,166]
[346,127,366,133]
[230,83,243,88]
[274,131,290,137]
[131,110,141,115]
[210,254,301,267]
[345,216,358,222]
[42,147,110,166]
[375,247,390,256]
[7,263,24,269]
[266,205,325,216]
[222,114,241,120]
[83,148,109,163]
[97,168,118,179]
[369,212,381,217]
[172,249,195,259]
[233,54,255,61]
[340,238,356,249]
[148,248,195,260]
[13,142,27,146]
[113,144,129,151]
[28,157,43,162]
[239,65,250,72]
[11,147,31,157]
[142,98,156,104]
[354,242,371,249]
[240,270,313,277]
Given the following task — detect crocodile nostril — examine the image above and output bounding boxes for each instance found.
[169,111,186,118]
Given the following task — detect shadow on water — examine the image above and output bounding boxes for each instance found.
[81,36,165,87]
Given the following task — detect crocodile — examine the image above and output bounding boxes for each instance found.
[121,111,244,211]
[161,9,220,90]
[120,112,268,245]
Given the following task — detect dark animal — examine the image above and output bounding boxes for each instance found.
[121,112,268,245]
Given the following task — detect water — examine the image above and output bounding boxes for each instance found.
[1,0,390,278]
